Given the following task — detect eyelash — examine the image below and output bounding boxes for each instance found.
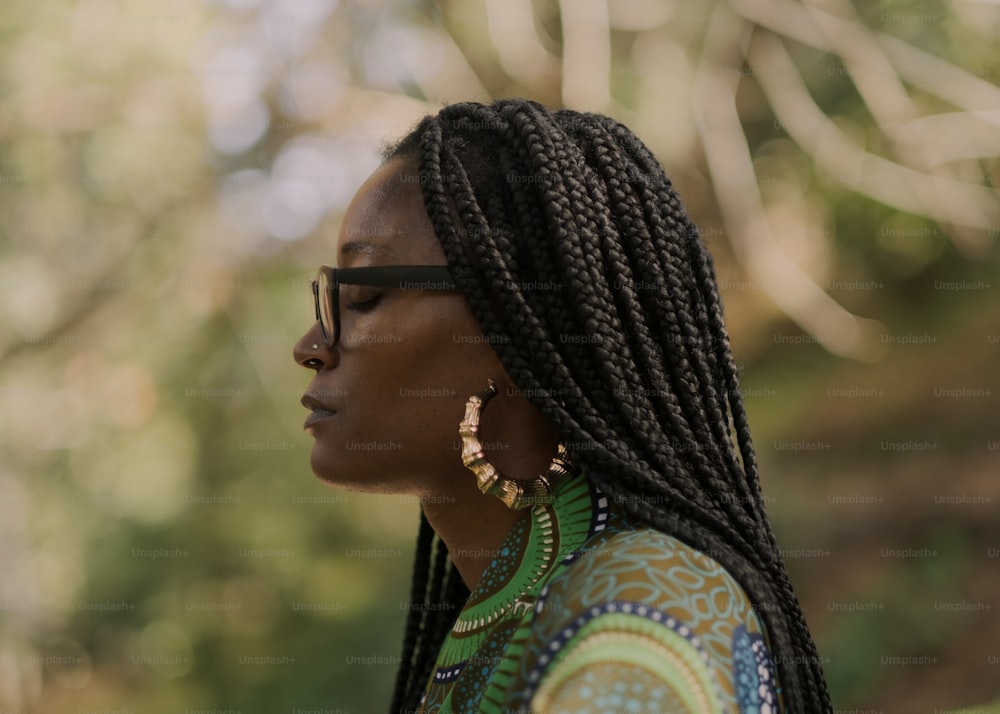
[344,295,382,313]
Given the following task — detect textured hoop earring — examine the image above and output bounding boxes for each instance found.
[459,379,573,510]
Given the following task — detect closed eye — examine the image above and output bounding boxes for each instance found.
[344,294,382,313]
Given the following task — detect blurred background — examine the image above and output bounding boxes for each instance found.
[1,0,998,711]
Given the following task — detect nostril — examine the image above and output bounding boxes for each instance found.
[303,357,323,369]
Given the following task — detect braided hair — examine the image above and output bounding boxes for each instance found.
[385,99,831,713]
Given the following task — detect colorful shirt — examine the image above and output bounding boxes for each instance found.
[419,472,781,713]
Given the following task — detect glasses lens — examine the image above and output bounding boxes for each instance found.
[317,270,336,345]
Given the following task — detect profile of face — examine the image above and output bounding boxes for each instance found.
[292,157,558,502]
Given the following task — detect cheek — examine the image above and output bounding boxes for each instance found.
[312,295,503,481]
[368,331,498,452]
[362,293,500,396]
[377,347,471,445]
[313,345,464,462]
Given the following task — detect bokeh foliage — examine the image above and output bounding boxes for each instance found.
[1,0,998,711]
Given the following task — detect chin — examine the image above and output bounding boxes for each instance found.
[308,448,417,497]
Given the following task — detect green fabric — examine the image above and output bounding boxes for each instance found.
[418,474,781,713]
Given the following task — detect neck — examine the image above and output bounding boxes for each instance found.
[418,375,562,590]
[420,489,523,591]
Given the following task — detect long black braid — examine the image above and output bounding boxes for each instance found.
[385,99,831,713]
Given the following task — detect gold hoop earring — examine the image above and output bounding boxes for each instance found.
[459,379,573,510]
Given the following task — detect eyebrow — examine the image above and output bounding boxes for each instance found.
[338,240,402,264]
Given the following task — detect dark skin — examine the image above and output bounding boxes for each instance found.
[293,157,561,591]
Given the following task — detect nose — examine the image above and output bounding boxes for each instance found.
[293,322,338,371]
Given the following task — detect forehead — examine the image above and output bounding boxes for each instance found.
[336,157,441,266]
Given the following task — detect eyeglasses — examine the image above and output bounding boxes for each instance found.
[311,265,457,347]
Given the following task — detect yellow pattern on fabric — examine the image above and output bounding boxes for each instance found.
[532,628,723,714]
[529,660,698,713]
[516,529,773,710]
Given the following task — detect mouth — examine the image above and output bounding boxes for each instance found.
[301,393,338,430]
[303,408,337,430]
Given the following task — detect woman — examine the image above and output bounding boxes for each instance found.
[294,99,831,713]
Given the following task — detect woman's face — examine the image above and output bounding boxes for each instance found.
[292,157,515,497]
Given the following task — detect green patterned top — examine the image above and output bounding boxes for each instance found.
[417,472,782,713]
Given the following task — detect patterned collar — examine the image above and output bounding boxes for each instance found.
[431,470,611,672]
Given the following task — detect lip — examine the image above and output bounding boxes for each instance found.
[303,408,337,429]
[301,393,339,430]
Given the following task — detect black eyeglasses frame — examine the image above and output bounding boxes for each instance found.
[311,265,457,347]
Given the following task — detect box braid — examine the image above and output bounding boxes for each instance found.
[385,98,831,713]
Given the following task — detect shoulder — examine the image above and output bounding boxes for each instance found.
[531,528,757,635]
[551,527,745,605]
[507,528,781,713]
